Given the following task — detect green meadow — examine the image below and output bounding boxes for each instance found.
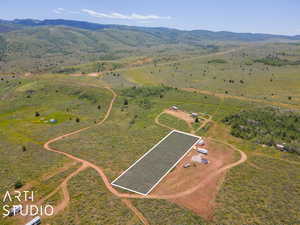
[1,40,300,224]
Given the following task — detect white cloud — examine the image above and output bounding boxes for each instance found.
[81,9,171,20]
[53,8,65,14]
[53,8,80,15]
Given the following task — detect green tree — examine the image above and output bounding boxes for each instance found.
[0,35,7,61]
[22,146,27,152]
[14,180,23,189]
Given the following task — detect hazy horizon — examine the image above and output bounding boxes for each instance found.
[2,17,300,37]
[1,0,300,35]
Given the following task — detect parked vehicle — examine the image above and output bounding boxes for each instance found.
[8,205,22,217]
[201,158,209,164]
[197,148,208,154]
[25,216,41,225]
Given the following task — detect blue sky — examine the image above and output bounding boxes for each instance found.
[1,0,300,35]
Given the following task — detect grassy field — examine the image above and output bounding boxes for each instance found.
[50,87,241,182]
[132,198,207,225]
[111,43,300,107]
[1,40,300,225]
[213,154,300,225]
[131,152,300,225]
[47,85,299,224]
[158,113,190,132]
[44,168,142,225]
[0,23,223,74]
[0,75,113,225]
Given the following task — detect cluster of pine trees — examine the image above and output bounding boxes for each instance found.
[223,107,300,154]
[0,35,7,61]
[121,86,173,98]
[255,56,300,66]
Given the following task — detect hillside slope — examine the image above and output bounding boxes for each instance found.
[2,19,300,41]
[0,25,219,73]
[0,19,299,74]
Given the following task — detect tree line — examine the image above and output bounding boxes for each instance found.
[223,107,300,154]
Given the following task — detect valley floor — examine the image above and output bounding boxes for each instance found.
[1,43,300,224]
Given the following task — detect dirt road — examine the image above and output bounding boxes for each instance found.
[42,86,150,224]
[121,199,150,225]
[41,85,248,224]
[152,112,247,199]
[154,139,247,199]
[64,47,243,78]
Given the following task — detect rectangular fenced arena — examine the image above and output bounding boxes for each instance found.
[112,130,200,195]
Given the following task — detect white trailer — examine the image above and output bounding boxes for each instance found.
[170,106,179,110]
[196,139,205,146]
[191,113,198,118]
[197,148,208,155]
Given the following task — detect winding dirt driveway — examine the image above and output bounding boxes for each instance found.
[42,85,248,225]
[19,46,296,223]
[43,87,149,224]
[151,112,247,199]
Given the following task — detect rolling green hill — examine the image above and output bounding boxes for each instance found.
[0,25,220,73]
[0,19,299,74]
[2,19,300,42]
[1,19,300,225]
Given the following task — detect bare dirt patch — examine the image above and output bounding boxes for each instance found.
[131,57,153,66]
[87,72,102,77]
[151,138,235,219]
[70,72,102,77]
[164,109,195,124]
[24,72,32,77]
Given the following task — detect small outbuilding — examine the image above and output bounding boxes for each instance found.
[170,106,179,111]
[191,113,198,118]
[276,144,287,151]
[49,119,57,124]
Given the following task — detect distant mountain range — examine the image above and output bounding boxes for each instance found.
[1,18,300,42]
[0,18,299,74]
